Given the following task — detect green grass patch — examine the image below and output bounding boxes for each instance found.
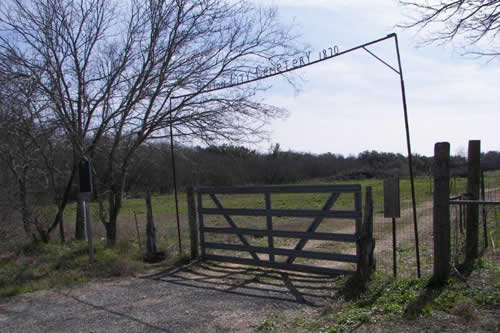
[0,239,173,299]
[303,255,499,332]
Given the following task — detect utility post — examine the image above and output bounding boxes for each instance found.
[79,157,94,264]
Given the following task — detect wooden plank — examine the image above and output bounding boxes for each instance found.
[286,193,340,264]
[200,227,357,242]
[203,254,355,276]
[204,242,358,262]
[265,193,275,262]
[197,184,361,194]
[209,193,261,261]
[198,207,359,219]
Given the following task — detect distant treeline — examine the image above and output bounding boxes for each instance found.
[123,143,500,193]
[2,137,500,242]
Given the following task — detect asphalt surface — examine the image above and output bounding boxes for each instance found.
[0,262,338,332]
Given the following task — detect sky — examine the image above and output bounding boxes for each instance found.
[248,0,499,157]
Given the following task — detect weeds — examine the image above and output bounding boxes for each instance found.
[265,257,499,332]
[0,239,170,299]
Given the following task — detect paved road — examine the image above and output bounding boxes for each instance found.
[0,262,338,332]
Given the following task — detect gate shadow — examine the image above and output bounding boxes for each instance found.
[142,261,344,307]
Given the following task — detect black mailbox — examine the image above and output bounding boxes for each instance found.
[79,157,93,193]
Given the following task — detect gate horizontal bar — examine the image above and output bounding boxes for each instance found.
[449,200,500,206]
[204,242,358,262]
[201,227,357,242]
[197,184,361,194]
[203,254,355,276]
[199,208,360,219]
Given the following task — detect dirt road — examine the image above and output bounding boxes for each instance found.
[0,262,338,332]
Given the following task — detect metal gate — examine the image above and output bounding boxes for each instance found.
[197,185,362,275]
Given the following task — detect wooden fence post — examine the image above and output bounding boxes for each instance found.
[356,186,375,286]
[187,187,199,260]
[466,140,481,266]
[145,191,157,255]
[433,142,450,283]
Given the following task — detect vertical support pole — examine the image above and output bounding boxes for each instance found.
[481,170,488,248]
[354,190,362,260]
[169,100,182,255]
[79,157,94,263]
[197,192,206,258]
[392,217,397,278]
[187,187,199,260]
[76,198,85,240]
[265,192,275,262]
[364,187,374,242]
[83,200,94,264]
[466,140,481,265]
[145,191,157,254]
[393,33,420,278]
[356,186,374,286]
[433,142,450,284]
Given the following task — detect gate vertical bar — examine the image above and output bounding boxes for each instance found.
[355,190,362,259]
[187,187,199,260]
[265,192,275,262]
[393,33,421,278]
[197,192,206,258]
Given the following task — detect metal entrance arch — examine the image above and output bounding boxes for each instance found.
[169,33,422,277]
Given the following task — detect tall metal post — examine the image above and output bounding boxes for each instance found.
[79,157,94,264]
[169,100,183,255]
[393,33,421,278]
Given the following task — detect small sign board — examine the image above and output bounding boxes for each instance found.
[384,177,400,218]
[79,157,93,194]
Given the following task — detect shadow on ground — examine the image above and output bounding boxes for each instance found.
[142,261,344,307]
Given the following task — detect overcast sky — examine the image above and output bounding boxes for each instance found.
[249,0,499,156]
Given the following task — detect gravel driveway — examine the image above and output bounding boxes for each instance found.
[0,261,339,332]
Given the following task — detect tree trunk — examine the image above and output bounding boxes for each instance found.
[59,214,65,243]
[18,176,40,241]
[104,220,117,247]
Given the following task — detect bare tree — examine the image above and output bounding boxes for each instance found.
[0,67,72,242]
[399,0,500,59]
[0,0,299,246]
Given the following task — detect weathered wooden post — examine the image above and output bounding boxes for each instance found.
[145,191,157,255]
[356,186,375,286]
[433,142,450,283]
[465,140,480,266]
[186,187,199,260]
